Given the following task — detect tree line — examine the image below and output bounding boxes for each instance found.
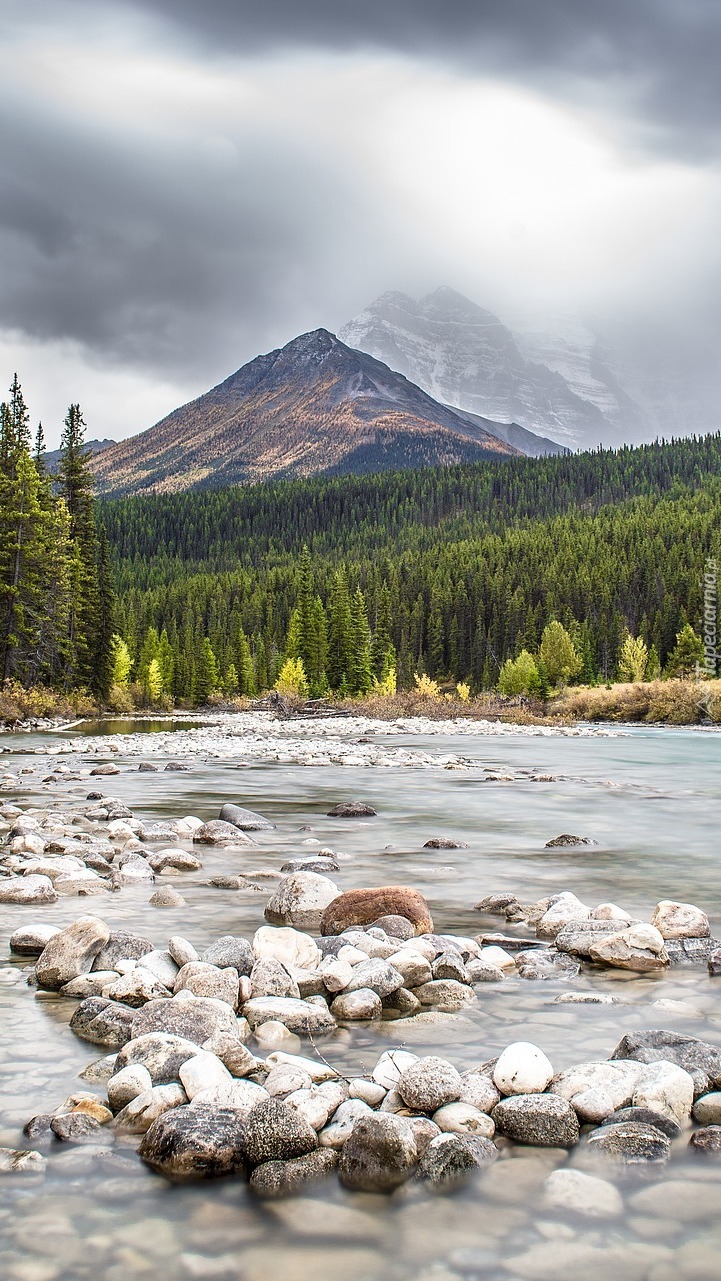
[0,377,115,696]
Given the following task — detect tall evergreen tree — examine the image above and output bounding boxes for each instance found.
[349,587,373,695]
[57,404,101,689]
[326,568,353,691]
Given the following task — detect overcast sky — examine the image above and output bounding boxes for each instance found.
[1,0,720,445]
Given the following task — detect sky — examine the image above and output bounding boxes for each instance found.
[1,0,720,445]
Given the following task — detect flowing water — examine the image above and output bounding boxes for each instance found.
[1,719,720,1281]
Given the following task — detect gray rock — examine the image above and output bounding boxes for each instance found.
[149,886,186,907]
[326,803,377,817]
[249,1148,338,1197]
[666,936,721,965]
[370,915,415,940]
[219,803,274,831]
[243,1097,318,1165]
[70,997,135,1047]
[103,968,171,1007]
[584,1120,671,1164]
[114,1032,200,1083]
[168,936,199,967]
[0,874,57,904]
[280,857,341,873]
[331,989,382,1020]
[174,961,239,1008]
[0,1147,46,1174]
[92,930,154,971]
[422,837,469,849]
[139,1104,247,1179]
[419,1132,497,1185]
[131,994,238,1045]
[147,848,203,873]
[398,1056,463,1112]
[339,1113,417,1191]
[50,1112,104,1142]
[474,892,521,914]
[141,949,181,988]
[265,871,340,929]
[9,924,60,955]
[588,924,669,971]
[709,947,721,975]
[138,762,158,771]
[601,1106,680,1138]
[515,949,580,980]
[90,763,121,775]
[243,997,336,1036]
[554,919,622,959]
[492,1093,579,1147]
[544,834,599,847]
[611,1030,721,1090]
[344,958,404,998]
[250,958,300,1000]
[432,951,470,983]
[692,1092,721,1125]
[193,820,255,846]
[413,980,476,1011]
[690,1125,721,1153]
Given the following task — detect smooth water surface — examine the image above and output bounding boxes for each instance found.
[1,720,720,1281]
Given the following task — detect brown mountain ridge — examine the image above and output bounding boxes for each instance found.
[92,328,525,496]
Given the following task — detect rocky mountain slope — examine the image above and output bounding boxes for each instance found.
[92,329,525,497]
[340,288,718,449]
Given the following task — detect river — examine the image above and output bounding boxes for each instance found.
[1,716,719,1281]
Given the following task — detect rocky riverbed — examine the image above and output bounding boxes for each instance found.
[1,718,721,1281]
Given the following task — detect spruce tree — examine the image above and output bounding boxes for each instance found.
[194,637,219,703]
[370,582,396,679]
[349,587,372,694]
[95,528,116,700]
[57,404,101,689]
[326,568,353,691]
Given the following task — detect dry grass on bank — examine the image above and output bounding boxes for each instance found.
[0,682,97,727]
[338,690,553,724]
[549,678,721,725]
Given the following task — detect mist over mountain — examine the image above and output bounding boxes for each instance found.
[92,328,529,497]
[340,288,719,449]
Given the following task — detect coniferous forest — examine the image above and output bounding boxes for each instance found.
[1,372,719,711]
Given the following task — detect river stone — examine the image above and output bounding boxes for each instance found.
[331,989,382,1020]
[281,856,341,874]
[371,914,416,940]
[536,893,591,939]
[147,848,203,873]
[114,1032,200,1082]
[0,1146,46,1174]
[179,1051,232,1099]
[70,997,135,1047]
[372,1050,419,1090]
[422,837,470,849]
[419,1132,497,1185]
[321,886,432,936]
[149,886,186,907]
[544,834,599,848]
[190,1078,269,1112]
[9,924,60,955]
[338,1113,417,1191]
[244,996,336,1035]
[709,947,721,975]
[265,872,340,929]
[249,1148,338,1197]
[515,949,580,980]
[413,980,476,1011]
[584,1120,671,1165]
[651,899,710,940]
[174,961,239,1008]
[192,820,255,846]
[103,967,171,1007]
[387,950,434,988]
[693,1092,721,1124]
[589,925,669,971]
[90,763,121,775]
[50,1112,103,1142]
[628,1177,721,1220]
[611,1030,721,1090]
[493,1042,554,1095]
[219,803,274,831]
[601,1106,680,1138]
[250,957,300,1000]
[243,1097,318,1166]
[555,919,627,959]
[432,1103,495,1138]
[326,803,377,817]
[690,1125,721,1152]
[252,926,320,971]
[132,993,238,1045]
[107,1064,154,1110]
[551,1060,645,1111]
[397,1056,462,1112]
[543,1168,623,1218]
[632,1060,694,1125]
[112,1084,187,1132]
[199,936,253,976]
[344,958,404,998]
[34,915,110,988]
[492,1093,580,1147]
[460,1073,501,1112]
[433,951,470,983]
[139,1104,247,1178]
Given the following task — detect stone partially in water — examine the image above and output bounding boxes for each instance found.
[493,1042,554,1096]
[0,1147,46,1175]
[35,916,111,989]
[219,803,274,831]
[131,992,238,1045]
[632,1060,694,1126]
[419,1132,497,1186]
[330,989,382,1020]
[326,803,377,817]
[265,872,340,929]
[651,899,710,940]
[243,1097,318,1166]
[542,1168,623,1218]
[70,997,135,1047]
[243,996,336,1036]
[412,980,476,1011]
[139,1104,247,1179]
[693,1092,721,1125]
[600,1105,680,1138]
[114,1031,201,1082]
[709,947,721,975]
[690,1125,721,1153]
[320,886,433,937]
[544,834,599,848]
[610,1030,721,1090]
[422,837,470,849]
[249,1148,338,1197]
[193,820,255,846]
[398,1056,463,1112]
[339,1113,417,1191]
[491,1093,579,1147]
[583,1120,671,1165]
[50,1112,103,1143]
[589,924,669,972]
[9,924,60,955]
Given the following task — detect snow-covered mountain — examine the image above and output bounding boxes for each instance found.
[340,288,718,449]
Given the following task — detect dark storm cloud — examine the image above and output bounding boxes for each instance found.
[129,0,721,158]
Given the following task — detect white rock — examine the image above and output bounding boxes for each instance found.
[569,1086,615,1123]
[190,1079,268,1111]
[651,900,710,940]
[113,1083,187,1133]
[633,1059,695,1126]
[349,1079,387,1107]
[264,871,339,928]
[0,874,57,904]
[693,1092,721,1124]
[493,1042,554,1096]
[537,892,590,938]
[387,950,433,987]
[318,955,354,993]
[179,1051,232,1099]
[459,1073,501,1113]
[479,945,517,971]
[107,1063,153,1110]
[140,949,180,987]
[168,936,198,967]
[252,925,321,970]
[263,1050,340,1083]
[589,903,633,923]
[543,1168,623,1218]
[284,1086,333,1130]
[61,970,120,998]
[550,1060,644,1110]
[371,1049,419,1091]
[432,1102,495,1137]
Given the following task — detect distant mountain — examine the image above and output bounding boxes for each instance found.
[44,438,115,472]
[92,329,525,497]
[340,288,719,449]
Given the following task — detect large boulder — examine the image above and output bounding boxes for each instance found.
[131,993,238,1046]
[193,820,255,846]
[611,1030,721,1090]
[397,1056,463,1113]
[219,803,274,831]
[139,1104,247,1178]
[321,887,433,937]
[265,872,340,929]
[113,1032,201,1082]
[583,1120,670,1165]
[492,1094,580,1147]
[589,924,669,972]
[35,916,110,989]
[243,1097,318,1166]
[69,997,135,1048]
[339,1113,417,1191]
[651,900,710,940]
[9,924,60,955]
[0,875,57,904]
[249,1149,338,1197]
[243,997,336,1036]
[419,1132,497,1185]
[92,930,154,971]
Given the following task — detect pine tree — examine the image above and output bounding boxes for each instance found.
[326,568,353,691]
[57,404,101,689]
[95,527,116,700]
[236,625,256,695]
[349,587,372,694]
[665,623,704,678]
[371,582,396,679]
[194,637,219,702]
[618,632,648,682]
[34,422,46,473]
[110,635,132,686]
[0,428,48,684]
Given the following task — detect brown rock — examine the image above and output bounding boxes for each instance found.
[321,887,433,937]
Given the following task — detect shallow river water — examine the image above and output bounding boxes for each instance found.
[1,717,720,1281]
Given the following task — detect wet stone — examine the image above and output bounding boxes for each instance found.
[249,1148,338,1197]
[139,1104,247,1179]
[690,1125,721,1153]
[584,1120,671,1165]
[602,1106,681,1138]
[70,997,136,1048]
[419,1132,497,1186]
[492,1094,579,1147]
[243,1098,318,1166]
